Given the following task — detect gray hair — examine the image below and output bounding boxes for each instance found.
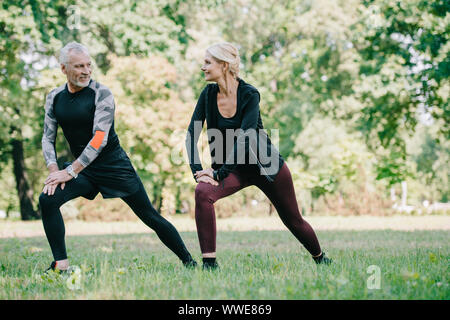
[59,42,90,66]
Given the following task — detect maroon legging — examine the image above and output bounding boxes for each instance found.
[195,162,322,256]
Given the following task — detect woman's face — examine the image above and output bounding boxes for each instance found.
[201,52,226,82]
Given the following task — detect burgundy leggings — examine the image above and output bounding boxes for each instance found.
[194,162,322,256]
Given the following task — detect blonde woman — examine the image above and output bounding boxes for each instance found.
[186,42,332,270]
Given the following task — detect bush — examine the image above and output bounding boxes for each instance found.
[75,196,139,222]
[311,182,394,216]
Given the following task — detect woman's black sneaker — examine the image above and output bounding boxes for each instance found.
[202,257,219,270]
[202,261,219,270]
[313,252,333,265]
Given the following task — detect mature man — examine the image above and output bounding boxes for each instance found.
[40,42,196,272]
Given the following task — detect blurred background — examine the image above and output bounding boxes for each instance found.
[0,0,448,222]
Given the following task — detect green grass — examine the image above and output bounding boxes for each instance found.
[0,230,448,299]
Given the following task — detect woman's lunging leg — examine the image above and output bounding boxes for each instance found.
[255,163,322,256]
[194,172,247,255]
[121,179,194,264]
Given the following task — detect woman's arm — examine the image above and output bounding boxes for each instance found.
[185,86,208,181]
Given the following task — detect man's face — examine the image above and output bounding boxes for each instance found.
[61,51,92,88]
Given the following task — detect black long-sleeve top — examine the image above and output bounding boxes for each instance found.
[186,78,284,182]
[42,79,140,198]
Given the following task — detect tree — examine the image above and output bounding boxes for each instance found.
[99,55,193,213]
[351,0,449,184]
[0,0,195,219]
[0,1,52,219]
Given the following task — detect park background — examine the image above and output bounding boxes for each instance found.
[0,0,448,300]
[1,0,449,221]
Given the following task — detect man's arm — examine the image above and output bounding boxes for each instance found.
[43,83,115,189]
[42,89,59,171]
[42,87,67,195]
[75,83,115,170]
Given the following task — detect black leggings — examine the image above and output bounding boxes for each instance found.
[39,175,192,263]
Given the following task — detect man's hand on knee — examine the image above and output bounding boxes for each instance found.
[42,182,65,196]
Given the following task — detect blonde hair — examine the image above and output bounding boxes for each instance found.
[206,42,240,79]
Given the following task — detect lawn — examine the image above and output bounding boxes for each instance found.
[0,216,448,300]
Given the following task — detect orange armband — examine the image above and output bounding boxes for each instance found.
[90,130,105,150]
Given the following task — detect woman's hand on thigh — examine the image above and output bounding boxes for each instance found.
[197,175,219,186]
[194,168,214,180]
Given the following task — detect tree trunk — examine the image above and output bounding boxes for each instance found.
[11,138,40,220]
[175,185,181,214]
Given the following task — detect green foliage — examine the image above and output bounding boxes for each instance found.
[0,0,448,218]
[354,0,449,145]
[99,54,194,214]
[406,123,450,203]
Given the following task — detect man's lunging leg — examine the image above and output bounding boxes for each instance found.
[39,175,98,269]
[121,179,196,266]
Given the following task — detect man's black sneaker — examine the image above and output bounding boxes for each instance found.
[45,261,68,274]
[313,252,333,265]
[183,259,198,269]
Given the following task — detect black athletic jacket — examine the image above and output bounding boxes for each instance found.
[186,78,284,182]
